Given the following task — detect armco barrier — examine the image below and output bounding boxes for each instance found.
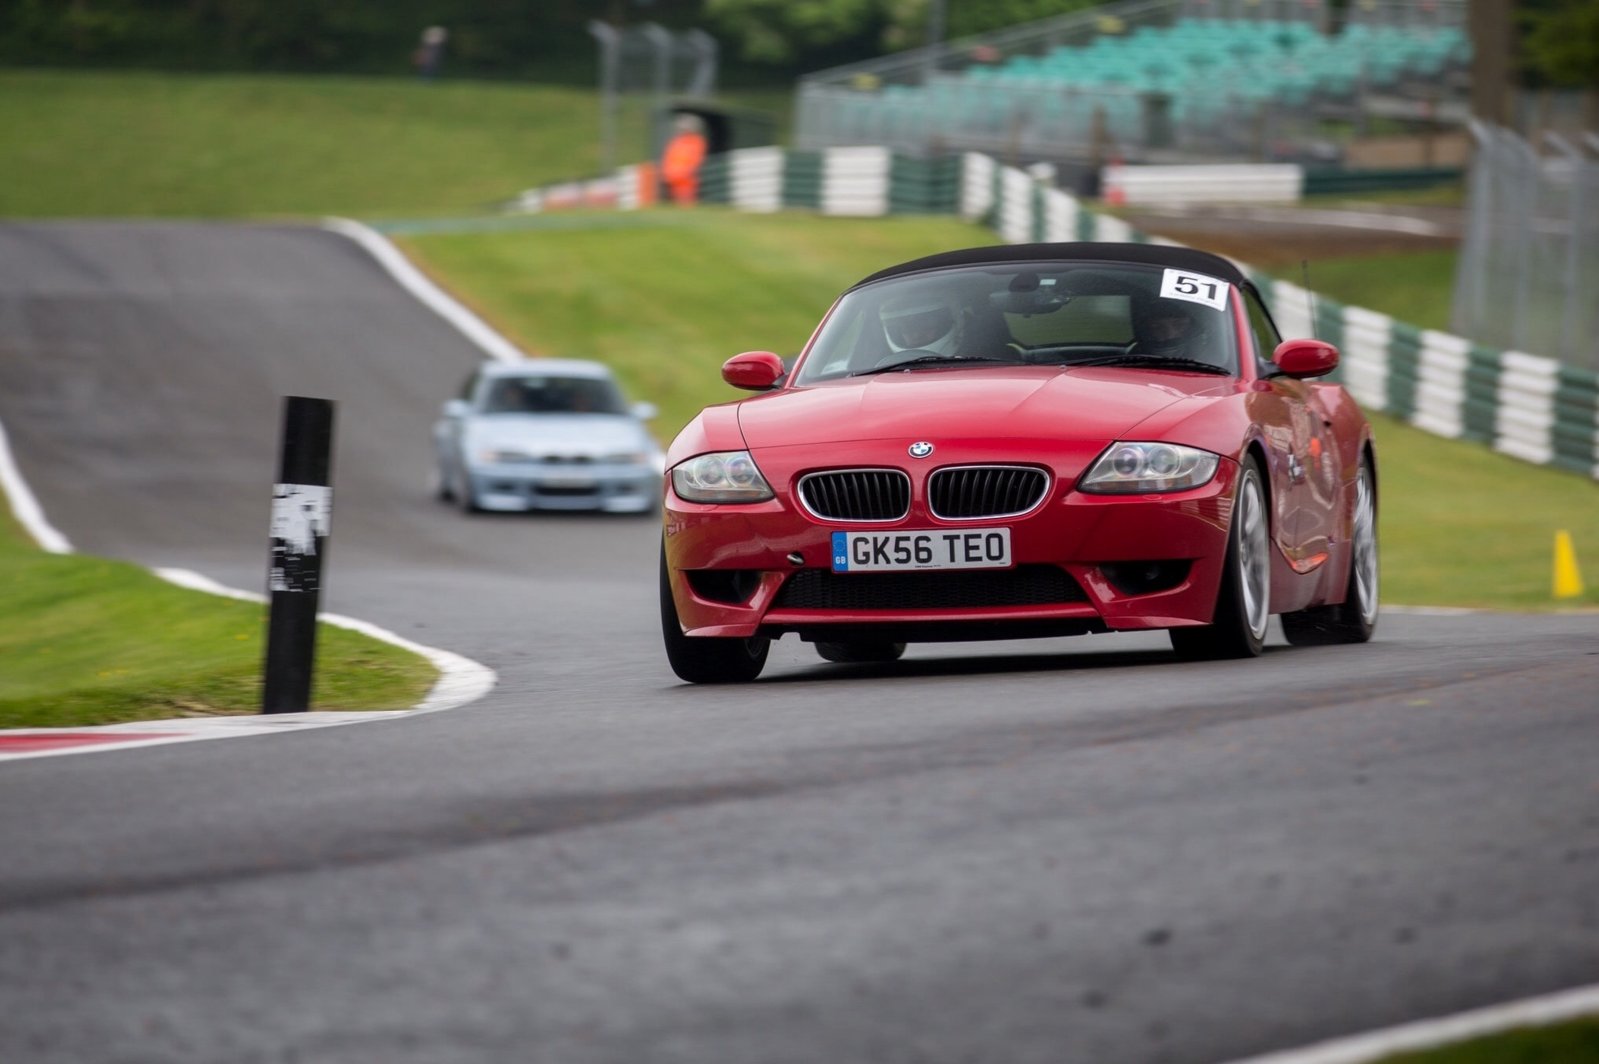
[1101,163,1304,206]
[509,148,1599,481]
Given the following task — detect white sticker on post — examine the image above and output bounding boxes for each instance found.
[1158,268,1230,311]
[270,484,332,556]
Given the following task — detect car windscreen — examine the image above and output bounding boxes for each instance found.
[792,261,1240,383]
[479,375,628,415]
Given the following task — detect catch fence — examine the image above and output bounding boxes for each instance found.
[1452,122,1599,375]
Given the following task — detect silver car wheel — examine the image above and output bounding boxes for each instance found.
[1351,465,1378,626]
[1238,470,1270,642]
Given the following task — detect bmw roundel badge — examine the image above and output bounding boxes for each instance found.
[908,441,934,459]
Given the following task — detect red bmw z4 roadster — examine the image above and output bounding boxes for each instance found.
[660,242,1378,683]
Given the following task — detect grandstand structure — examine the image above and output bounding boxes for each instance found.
[794,0,1469,173]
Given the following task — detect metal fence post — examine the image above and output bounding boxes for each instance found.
[588,21,619,174]
[262,396,335,714]
[1451,122,1489,341]
[1509,132,1538,356]
[643,22,673,155]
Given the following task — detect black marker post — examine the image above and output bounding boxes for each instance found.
[262,396,336,714]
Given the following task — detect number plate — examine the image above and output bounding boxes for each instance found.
[831,528,1012,573]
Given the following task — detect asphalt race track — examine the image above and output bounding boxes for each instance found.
[0,221,1595,1064]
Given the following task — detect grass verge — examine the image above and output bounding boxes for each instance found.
[1370,411,1599,610]
[0,68,790,220]
[400,210,1599,613]
[1301,249,1458,333]
[0,69,646,218]
[0,507,438,729]
[397,209,1000,439]
[1376,1016,1599,1063]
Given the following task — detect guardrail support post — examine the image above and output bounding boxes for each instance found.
[262,396,335,714]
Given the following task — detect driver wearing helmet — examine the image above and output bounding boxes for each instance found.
[1138,303,1195,354]
[1132,299,1219,366]
[879,291,965,357]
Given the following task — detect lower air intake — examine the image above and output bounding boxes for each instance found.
[775,565,1085,610]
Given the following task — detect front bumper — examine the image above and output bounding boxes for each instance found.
[469,462,660,513]
[664,444,1240,641]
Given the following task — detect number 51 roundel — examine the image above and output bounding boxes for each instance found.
[1159,268,1229,311]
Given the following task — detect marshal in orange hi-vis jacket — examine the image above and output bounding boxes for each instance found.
[661,115,708,205]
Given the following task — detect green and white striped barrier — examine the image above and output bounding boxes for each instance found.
[509,148,1599,480]
[729,147,783,213]
[692,146,963,216]
[822,146,893,216]
[1246,281,1597,477]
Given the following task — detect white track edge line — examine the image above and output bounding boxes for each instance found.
[1220,983,1599,1064]
[153,568,497,714]
[0,415,73,553]
[320,216,526,364]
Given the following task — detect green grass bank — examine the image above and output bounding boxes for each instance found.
[1376,1015,1599,1063]
[1300,249,1458,333]
[397,210,995,437]
[0,68,788,220]
[0,507,438,728]
[1123,231,1462,333]
[0,69,640,218]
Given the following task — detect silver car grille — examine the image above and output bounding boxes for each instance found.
[928,465,1049,519]
[798,469,911,522]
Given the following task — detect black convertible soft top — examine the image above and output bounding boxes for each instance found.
[851,242,1247,290]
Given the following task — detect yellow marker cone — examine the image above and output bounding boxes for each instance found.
[1553,531,1585,599]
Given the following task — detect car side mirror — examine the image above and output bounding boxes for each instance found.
[722,351,786,391]
[442,398,471,418]
[631,401,658,421]
[1272,339,1340,379]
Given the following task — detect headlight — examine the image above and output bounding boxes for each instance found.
[601,451,651,466]
[1080,442,1219,494]
[671,451,774,503]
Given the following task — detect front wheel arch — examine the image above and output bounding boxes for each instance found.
[1281,454,1378,646]
[659,544,770,683]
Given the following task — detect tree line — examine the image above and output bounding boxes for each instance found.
[3,0,1591,90]
[1,0,1098,82]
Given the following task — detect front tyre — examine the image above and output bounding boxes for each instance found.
[1170,456,1270,660]
[1282,459,1378,646]
[433,456,455,502]
[453,461,481,514]
[659,546,769,683]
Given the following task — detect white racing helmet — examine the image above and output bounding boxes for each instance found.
[879,291,962,356]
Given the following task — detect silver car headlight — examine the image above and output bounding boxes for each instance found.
[602,451,652,466]
[476,448,535,464]
[671,451,774,503]
[1080,442,1219,494]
